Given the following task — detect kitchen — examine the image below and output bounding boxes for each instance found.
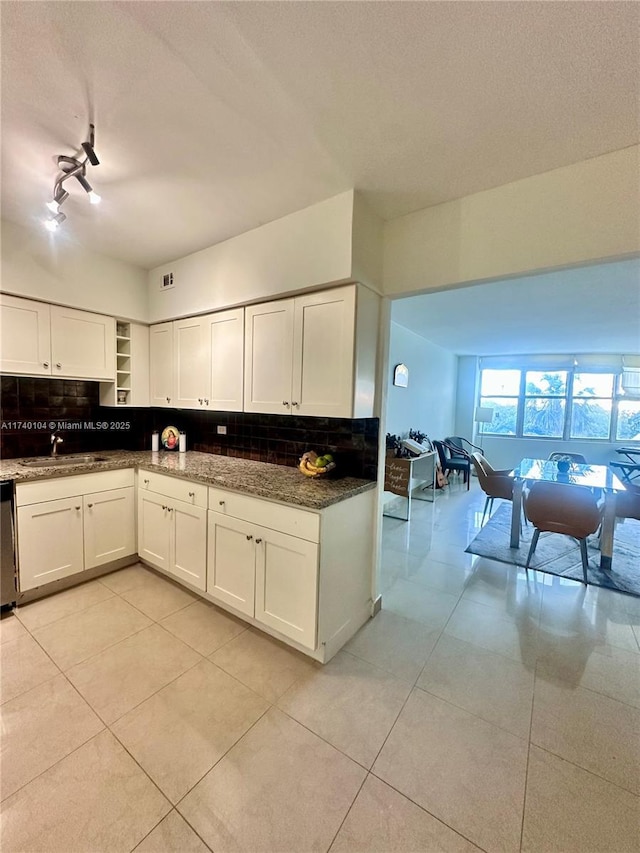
[2,3,639,853]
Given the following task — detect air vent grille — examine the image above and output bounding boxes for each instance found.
[161,272,174,290]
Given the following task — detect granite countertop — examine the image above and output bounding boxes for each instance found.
[0,450,376,510]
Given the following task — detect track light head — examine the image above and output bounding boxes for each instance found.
[81,124,100,166]
[44,212,66,232]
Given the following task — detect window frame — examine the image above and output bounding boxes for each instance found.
[479,365,637,443]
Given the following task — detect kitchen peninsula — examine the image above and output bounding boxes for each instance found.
[2,451,376,663]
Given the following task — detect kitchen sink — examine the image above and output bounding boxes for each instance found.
[19,455,110,468]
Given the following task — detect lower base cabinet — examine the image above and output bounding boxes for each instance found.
[137,477,207,591]
[17,497,85,590]
[16,470,136,593]
[208,512,318,649]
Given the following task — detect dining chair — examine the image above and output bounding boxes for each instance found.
[547,452,587,464]
[470,452,517,525]
[523,481,602,583]
[614,484,640,521]
[433,440,470,490]
[445,436,483,460]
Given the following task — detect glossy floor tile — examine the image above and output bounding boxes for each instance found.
[2,488,638,852]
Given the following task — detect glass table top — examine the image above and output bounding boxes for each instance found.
[510,458,626,491]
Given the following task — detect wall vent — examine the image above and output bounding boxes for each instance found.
[161,272,174,290]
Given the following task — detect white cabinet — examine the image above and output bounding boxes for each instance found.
[0,294,51,376]
[206,484,375,661]
[244,299,295,414]
[49,306,115,380]
[207,513,258,617]
[205,308,244,411]
[15,470,135,592]
[84,487,136,569]
[244,284,377,418]
[170,308,245,410]
[0,295,115,381]
[150,322,174,407]
[207,510,318,647]
[137,470,207,590]
[255,525,318,649]
[17,497,84,590]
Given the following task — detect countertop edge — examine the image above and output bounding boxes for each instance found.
[1,452,377,510]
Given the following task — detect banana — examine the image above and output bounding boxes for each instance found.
[299,460,319,477]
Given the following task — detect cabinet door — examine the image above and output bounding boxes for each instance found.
[137,491,171,571]
[171,499,207,591]
[207,512,255,616]
[254,526,318,650]
[149,323,174,407]
[0,294,51,376]
[17,498,84,591]
[50,305,115,380]
[244,299,294,414]
[84,487,135,570]
[205,308,244,411]
[292,286,356,418]
[173,317,207,409]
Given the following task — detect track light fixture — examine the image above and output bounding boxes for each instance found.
[44,124,101,230]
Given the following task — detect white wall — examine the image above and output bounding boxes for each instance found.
[386,321,457,441]
[383,146,640,297]
[147,191,355,322]
[1,219,148,321]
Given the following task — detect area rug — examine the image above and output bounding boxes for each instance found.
[465,504,640,598]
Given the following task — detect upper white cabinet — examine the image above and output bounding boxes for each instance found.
[149,322,174,407]
[152,307,244,410]
[0,295,115,381]
[244,285,378,418]
[50,306,115,380]
[0,295,51,376]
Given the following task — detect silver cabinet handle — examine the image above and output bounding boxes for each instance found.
[198,398,203,405]
[43,362,49,368]
[188,491,195,497]
[255,537,262,544]
[162,505,167,510]
[246,534,253,541]
[75,505,81,510]
[166,396,171,403]
[219,500,225,506]
[143,478,149,485]
[168,507,173,513]
[56,363,62,369]
[282,401,290,407]
[291,402,299,407]
[87,503,93,508]
[204,399,209,405]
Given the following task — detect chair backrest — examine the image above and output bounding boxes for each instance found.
[432,440,448,468]
[548,452,587,464]
[525,481,601,538]
[444,436,465,456]
[615,485,640,521]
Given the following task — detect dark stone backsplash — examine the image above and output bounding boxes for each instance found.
[0,377,379,480]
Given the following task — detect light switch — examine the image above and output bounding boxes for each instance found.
[217,425,227,435]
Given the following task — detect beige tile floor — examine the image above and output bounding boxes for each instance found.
[1,480,639,852]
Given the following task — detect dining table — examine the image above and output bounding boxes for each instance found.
[509,458,627,571]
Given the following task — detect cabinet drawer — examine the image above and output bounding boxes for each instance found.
[16,468,135,506]
[208,487,319,542]
[139,469,207,508]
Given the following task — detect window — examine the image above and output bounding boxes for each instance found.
[523,371,567,438]
[479,369,519,435]
[479,363,639,442]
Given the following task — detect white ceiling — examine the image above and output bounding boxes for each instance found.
[2,2,638,269]
[391,259,640,356]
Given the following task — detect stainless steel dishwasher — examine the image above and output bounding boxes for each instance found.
[1,480,17,607]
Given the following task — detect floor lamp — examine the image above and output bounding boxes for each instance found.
[474,406,494,448]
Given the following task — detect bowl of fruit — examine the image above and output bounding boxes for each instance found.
[298,451,336,478]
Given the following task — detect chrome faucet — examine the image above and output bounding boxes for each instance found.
[51,433,64,457]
